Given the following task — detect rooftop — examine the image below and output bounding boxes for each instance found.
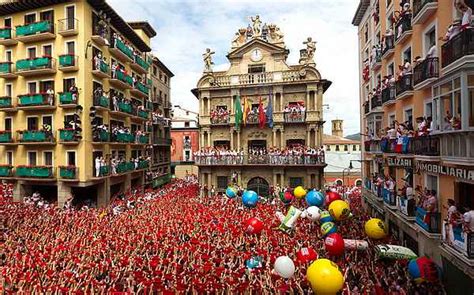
[323,133,360,145]
[351,0,370,26]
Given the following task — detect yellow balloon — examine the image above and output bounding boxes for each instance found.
[293,186,307,199]
[328,200,351,221]
[364,218,388,239]
[307,258,344,294]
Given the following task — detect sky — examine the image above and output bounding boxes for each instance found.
[109,0,361,135]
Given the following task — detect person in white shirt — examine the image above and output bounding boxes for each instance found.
[463,206,474,232]
[459,2,473,30]
[95,156,101,177]
[46,87,54,105]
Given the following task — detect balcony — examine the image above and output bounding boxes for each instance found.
[395,75,413,99]
[16,165,54,179]
[92,60,110,78]
[415,207,441,235]
[0,27,17,45]
[0,165,13,178]
[380,138,412,154]
[195,154,325,166]
[412,136,440,157]
[111,133,134,144]
[59,166,78,180]
[130,82,149,98]
[58,54,78,72]
[0,131,14,144]
[92,130,110,143]
[364,139,381,153]
[58,18,78,36]
[381,35,394,59]
[137,160,150,170]
[137,109,149,120]
[412,0,437,25]
[58,92,77,107]
[16,57,56,77]
[95,165,110,178]
[438,132,474,165]
[0,96,15,112]
[210,115,230,125]
[413,57,439,90]
[136,134,149,144]
[441,28,474,73]
[381,86,396,105]
[94,95,110,110]
[397,196,416,220]
[284,111,306,123]
[152,173,172,188]
[153,138,172,146]
[371,54,382,72]
[0,62,17,78]
[442,222,474,259]
[382,188,397,210]
[18,130,55,145]
[131,55,149,74]
[110,101,133,117]
[110,71,133,89]
[17,93,55,110]
[114,162,135,175]
[370,94,382,111]
[59,129,80,144]
[395,15,413,45]
[15,21,55,43]
[110,38,134,63]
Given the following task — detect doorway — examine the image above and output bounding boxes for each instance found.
[247,177,269,197]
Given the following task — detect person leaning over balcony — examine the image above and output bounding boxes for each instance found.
[46,87,55,105]
[69,83,79,103]
[457,1,473,31]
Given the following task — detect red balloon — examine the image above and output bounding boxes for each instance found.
[284,191,294,202]
[244,217,264,234]
[324,233,345,256]
[296,247,318,263]
[326,191,342,206]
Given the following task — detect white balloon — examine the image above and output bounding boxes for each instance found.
[274,256,295,278]
[301,210,308,219]
[306,206,321,221]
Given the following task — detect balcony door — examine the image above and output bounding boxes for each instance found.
[40,80,54,93]
[43,151,53,166]
[24,14,36,25]
[40,10,54,23]
[248,140,266,151]
[27,117,38,131]
[66,6,75,30]
[28,151,37,166]
[28,47,36,59]
[4,18,11,28]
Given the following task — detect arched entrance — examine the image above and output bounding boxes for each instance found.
[247,177,269,197]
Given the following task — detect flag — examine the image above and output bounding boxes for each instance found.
[258,97,266,129]
[234,95,242,129]
[243,97,250,125]
[266,91,273,128]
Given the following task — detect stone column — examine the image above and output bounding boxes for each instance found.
[57,182,72,208]
[272,130,277,147]
[207,172,212,189]
[97,178,111,207]
[13,181,27,202]
[237,130,241,150]
[207,131,212,147]
[207,98,211,115]
[280,129,285,148]
[306,91,310,111]
[279,93,283,111]
[230,128,234,149]
[306,129,311,147]
[273,173,277,187]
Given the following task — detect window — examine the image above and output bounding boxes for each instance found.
[66,6,75,30]
[404,108,413,126]
[27,117,38,130]
[28,82,37,94]
[468,75,474,127]
[43,151,53,166]
[40,80,54,93]
[42,116,53,129]
[335,145,340,151]
[4,118,11,131]
[424,26,436,54]
[5,84,12,97]
[388,62,394,76]
[64,114,75,128]
[28,151,37,166]
[402,47,411,64]
[344,145,348,151]
[425,102,433,118]
[66,41,75,55]
[389,114,396,126]
[63,78,75,91]
[326,145,331,151]
[217,176,228,189]
[6,151,13,165]
[40,10,54,22]
[289,177,303,188]
[364,24,368,43]
[433,78,462,131]
[153,66,157,76]
[25,14,36,24]
[28,47,36,59]
[67,151,76,166]
[248,64,265,73]
[5,50,12,62]
[43,45,52,57]
[353,145,357,151]
[184,121,190,128]
[4,18,11,28]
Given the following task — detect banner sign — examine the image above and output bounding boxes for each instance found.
[415,162,474,182]
[386,157,412,167]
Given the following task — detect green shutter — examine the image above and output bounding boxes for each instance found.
[0,28,11,39]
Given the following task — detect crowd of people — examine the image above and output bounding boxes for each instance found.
[0,177,447,293]
[210,107,230,124]
[283,103,306,122]
[194,145,325,165]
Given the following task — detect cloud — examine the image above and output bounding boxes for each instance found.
[108,0,360,135]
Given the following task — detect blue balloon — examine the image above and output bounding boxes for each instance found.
[226,186,237,198]
[408,259,421,279]
[242,190,258,208]
[320,210,334,223]
[306,190,325,207]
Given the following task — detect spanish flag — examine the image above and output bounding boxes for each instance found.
[243,97,250,125]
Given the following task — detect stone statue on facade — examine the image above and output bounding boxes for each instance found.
[250,15,262,38]
[202,48,215,73]
[231,28,247,49]
[303,37,316,65]
[267,24,284,44]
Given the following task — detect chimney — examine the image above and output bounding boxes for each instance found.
[332,119,343,137]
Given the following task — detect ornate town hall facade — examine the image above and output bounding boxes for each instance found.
[193,16,331,194]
